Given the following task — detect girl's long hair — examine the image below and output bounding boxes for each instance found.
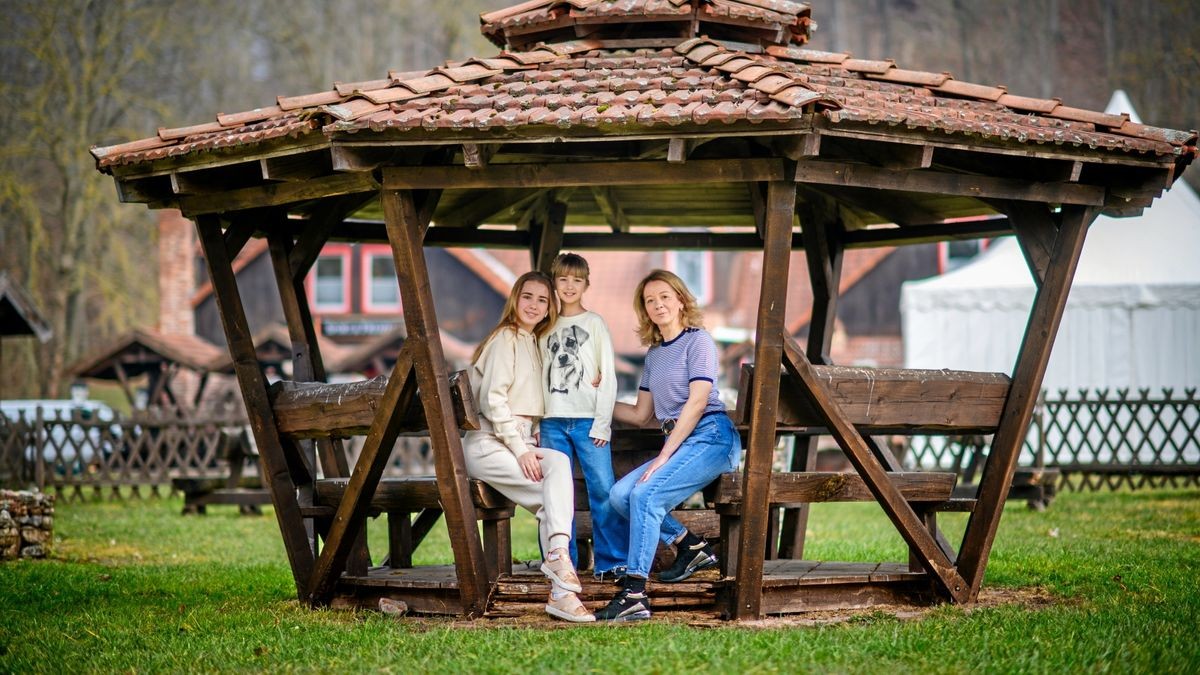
[471,271,558,364]
[633,269,704,346]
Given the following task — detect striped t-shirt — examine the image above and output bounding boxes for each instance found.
[638,327,726,421]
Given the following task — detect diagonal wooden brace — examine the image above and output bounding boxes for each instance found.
[305,343,418,605]
[782,337,970,603]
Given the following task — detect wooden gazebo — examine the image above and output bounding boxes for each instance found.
[68,328,224,413]
[92,0,1196,619]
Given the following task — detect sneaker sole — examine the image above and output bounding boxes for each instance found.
[540,562,583,593]
[546,605,596,623]
[658,553,718,583]
[601,609,651,623]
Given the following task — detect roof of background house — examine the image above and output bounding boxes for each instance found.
[69,328,224,379]
[0,272,52,342]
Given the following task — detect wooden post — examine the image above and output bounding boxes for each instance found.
[194,215,314,597]
[382,188,490,616]
[266,224,371,574]
[781,336,969,603]
[956,205,1098,600]
[530,198,568,274]
[778,200,843,559]
[733,179,795,620]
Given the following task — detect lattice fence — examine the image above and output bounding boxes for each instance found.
[905,388,1200,491]
[0,407,440,501]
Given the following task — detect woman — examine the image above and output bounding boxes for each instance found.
[595,270,741,622]
[464,271,594,623]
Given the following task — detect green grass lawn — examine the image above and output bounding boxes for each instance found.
[1,488,1197,673]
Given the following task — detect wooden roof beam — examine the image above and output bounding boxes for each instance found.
[177,172,379,217]
[591,185,630,232]
[260,150,333,182]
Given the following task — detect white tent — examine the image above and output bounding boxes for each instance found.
[901,92,1200,393]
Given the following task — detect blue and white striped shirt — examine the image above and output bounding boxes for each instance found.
[638,327,726,421]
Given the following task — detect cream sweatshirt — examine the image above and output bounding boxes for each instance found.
[540,311,617,441]
[469,326,544,457]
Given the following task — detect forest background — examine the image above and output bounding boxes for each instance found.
[0,0,1196,398]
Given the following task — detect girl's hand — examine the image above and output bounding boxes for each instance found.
[638,452,670,483]
[519,450,544,482]
[591,437,608,448]
[532,432,540,446]
[592,371,602,388]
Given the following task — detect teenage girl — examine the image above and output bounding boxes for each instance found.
[464,270,594,623]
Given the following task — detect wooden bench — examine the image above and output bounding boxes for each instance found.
[172,427,268,515]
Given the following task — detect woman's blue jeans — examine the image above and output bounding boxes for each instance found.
[608,413,741,579]
[540,417,628,573]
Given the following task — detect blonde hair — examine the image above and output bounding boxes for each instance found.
[633,269,705,346]
[472,271,558,364]
[551,252,590,285]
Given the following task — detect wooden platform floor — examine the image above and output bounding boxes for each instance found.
[335,560,939,617]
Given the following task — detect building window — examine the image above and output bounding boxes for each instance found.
[309,247,351,313]
[938,239,989,274]
[665,250,712,305]
[362,245,401,313]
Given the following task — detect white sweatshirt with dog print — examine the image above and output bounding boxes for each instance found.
[539,311,617,442]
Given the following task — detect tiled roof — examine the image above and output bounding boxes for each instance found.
[92,34,1194,173]
[480,0,814,49]
[0,272,52,342]
[69,328,224,378]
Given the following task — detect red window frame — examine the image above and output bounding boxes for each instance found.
[306,244,352,314]
[360,244,402,313]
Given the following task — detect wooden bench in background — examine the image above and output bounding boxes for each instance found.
[172,427,269,515]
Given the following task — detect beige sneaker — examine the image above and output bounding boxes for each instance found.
[545,591,595,623]
[540,548,583,593]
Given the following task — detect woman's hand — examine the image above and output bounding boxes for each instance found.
[519,450,544,482]
[638,451,671,483]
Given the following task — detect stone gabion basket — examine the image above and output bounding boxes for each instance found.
[0,490,55,560]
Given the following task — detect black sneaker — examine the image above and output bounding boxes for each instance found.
[594,588,651,622]
[658,539,718,582]
[592,565,628,584]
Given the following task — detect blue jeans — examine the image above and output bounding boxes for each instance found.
[539,417,629,573]
[609,413,741,578]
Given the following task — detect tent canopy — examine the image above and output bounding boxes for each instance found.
[902,93,1200,391]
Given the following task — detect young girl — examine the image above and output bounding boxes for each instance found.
[595,270,741,622]
[464,271,594,623]
[539,253,626,580]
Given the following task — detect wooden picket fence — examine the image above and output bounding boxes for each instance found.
[905,388,1200,491]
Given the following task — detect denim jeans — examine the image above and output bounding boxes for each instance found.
[540,417,629,573]
[609,413,741,578]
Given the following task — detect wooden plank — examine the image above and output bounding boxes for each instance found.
[462,143,497,169]
[982,200,1055,286]
[531,199,567,273]
[179,172,379,217]
[314,477,510,511]
[436,188,539,228]
[733,179,796,620]
[779,196,843,559]
[260,150,333,182]
[305,343,419,605]
[221,217,258,261]
[793,160,1106,206]
[716,471,956,506]
[957,205,1098,600]
[383,188,490,616]
[382,159,787,189]
[781,337,968,603]
[737,364,1011,433]
[269,372,479,439]
[194,215,314,598]
[590,186,630,232]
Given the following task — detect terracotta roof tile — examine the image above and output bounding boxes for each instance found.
[92,29,1196,169]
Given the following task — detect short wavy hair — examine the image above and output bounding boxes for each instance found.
[633,269,705,346]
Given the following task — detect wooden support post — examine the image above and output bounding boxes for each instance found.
[382,188,491,615]
[782,337,969,603]
[267,224,371,574]
[778,199,843,559]
[194,215,314,597]
[530,198,568,274]
[306,343,419,604]
[957,205,1098,600]
[983,200,1054,286]
[733,179,795,620]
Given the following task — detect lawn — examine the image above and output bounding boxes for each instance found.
[1,488,1197,673]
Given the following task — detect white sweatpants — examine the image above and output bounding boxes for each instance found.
[462,418,575,557]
